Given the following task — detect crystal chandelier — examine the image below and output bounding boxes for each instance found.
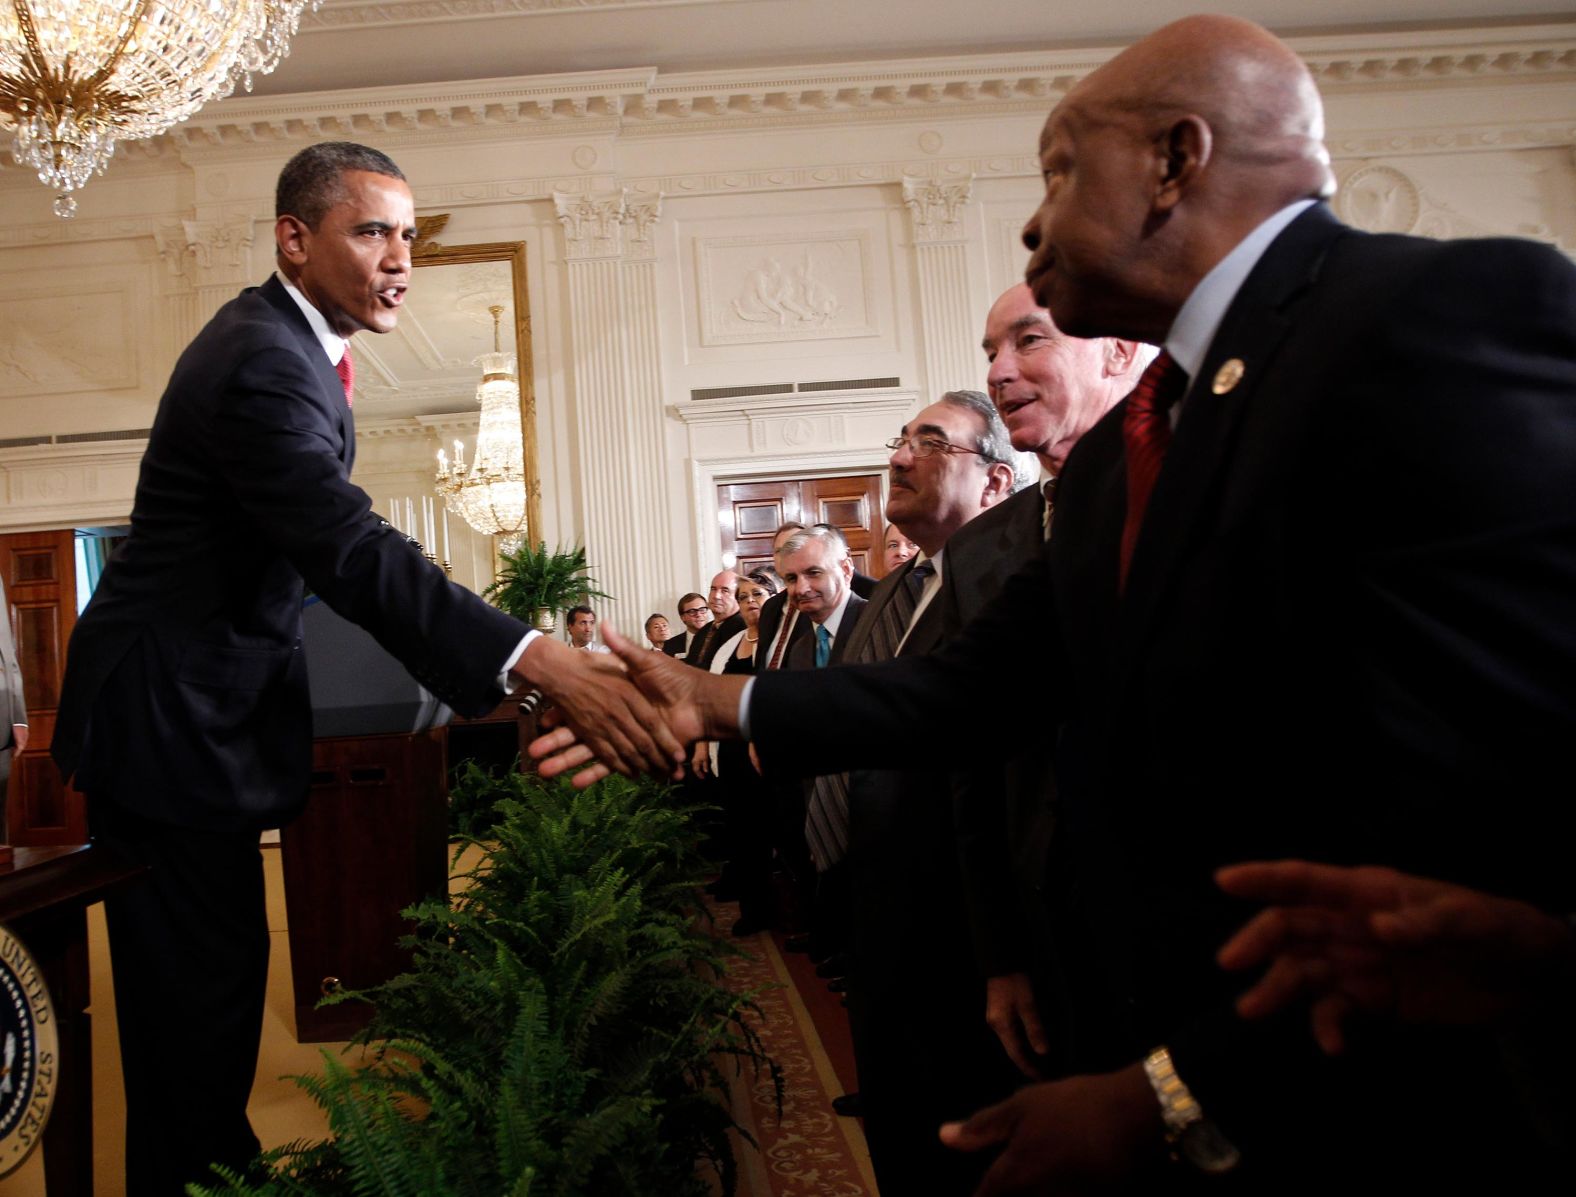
[435,305,529,552]
[0,1,320,218]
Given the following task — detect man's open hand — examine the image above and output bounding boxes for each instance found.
[1217,860,1576,1054]
[939,1065,1165,1195]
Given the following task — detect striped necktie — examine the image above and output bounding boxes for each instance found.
[857,557,932,664]
[805,614,849,869]
[765,607,798,671]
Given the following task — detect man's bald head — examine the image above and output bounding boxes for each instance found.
[1077,16,1331,195]
[1022,15,1334,342]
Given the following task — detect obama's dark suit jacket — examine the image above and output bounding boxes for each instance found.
[55,275,523,830]
[751,204,1576,1187]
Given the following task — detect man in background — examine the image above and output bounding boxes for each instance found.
[836,391,1019,1193]
[879,523,918,575]
[684,570,744,669]
[662,591,711,659]
[949,284,1151,1085]
[566,604,610,653]
[780,524,867,969]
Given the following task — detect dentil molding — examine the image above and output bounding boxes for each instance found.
[142,26,1575,151]
[304,0,757,29]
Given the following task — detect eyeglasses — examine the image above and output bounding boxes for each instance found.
[679,606,708,617]
[885,434,987,460]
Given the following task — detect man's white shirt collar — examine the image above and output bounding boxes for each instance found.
[818,587,856,642]
[276,272,349,367]
[1164,200,1316,380]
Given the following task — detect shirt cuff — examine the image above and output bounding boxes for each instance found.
[498,630,540,693]
[738,675,756,740]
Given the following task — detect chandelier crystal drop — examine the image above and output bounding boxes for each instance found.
[0,1,321,217]
[435,305,529,547]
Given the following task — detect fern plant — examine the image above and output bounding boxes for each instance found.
[482,542,611,627]
[195,773,779,1197]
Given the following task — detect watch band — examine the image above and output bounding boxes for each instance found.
[1143,1046,1242,1175]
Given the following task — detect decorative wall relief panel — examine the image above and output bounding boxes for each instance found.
[1336,164,1422,233]
[0,286,139,397]
[696,231,876,346]
[1332,153,1574,251]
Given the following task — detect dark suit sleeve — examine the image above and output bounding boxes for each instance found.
[213,343,523,716]
[751,553,1063,775]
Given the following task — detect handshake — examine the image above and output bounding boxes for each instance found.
[512,623,748,787]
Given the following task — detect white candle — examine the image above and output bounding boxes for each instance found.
[405,497,415,536]
[442,506,450,562]
[437,448,447,473]
[424,497,435,550]
[388,497,399,532]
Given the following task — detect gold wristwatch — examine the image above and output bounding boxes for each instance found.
[1142,1046,1241,1174]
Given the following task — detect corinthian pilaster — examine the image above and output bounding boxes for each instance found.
[151,212,261,364]
[553,189,673,626]
[903,176,979,396]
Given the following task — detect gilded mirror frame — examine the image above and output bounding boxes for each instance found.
[412,227,541,543]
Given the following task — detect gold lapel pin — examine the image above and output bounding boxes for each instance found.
[1212,358,1245,394]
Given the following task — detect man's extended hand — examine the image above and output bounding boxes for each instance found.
[985,973,1049,1080]
[939,1065,1165,1196]
[511,628,687,787]
[528,624,746,788]
[9,724,25,753]
[1217,860,1576,1055]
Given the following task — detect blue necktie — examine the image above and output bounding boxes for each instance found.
[814,622,832,668]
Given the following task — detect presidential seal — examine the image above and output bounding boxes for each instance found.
[0,922,56,1177]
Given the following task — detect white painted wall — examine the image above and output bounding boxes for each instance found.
[2,23,1572,627]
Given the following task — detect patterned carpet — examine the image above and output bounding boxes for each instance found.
[709,901,880,1197]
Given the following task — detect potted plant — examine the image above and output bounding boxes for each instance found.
[483,541,610,633]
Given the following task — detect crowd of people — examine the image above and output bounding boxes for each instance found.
[45,9,1574,1195]
[531,13,1576,1197]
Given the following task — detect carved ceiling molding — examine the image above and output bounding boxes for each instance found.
[6,107,1574,250]
[1327,122,1576,159]
[302,0,754,31]
[151,28,1575,150]
[357,412,480,440]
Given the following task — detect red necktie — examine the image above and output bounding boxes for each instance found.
[335,347,355,407]
[1119,351,1188,591]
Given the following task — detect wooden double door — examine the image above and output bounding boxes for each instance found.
[717,474,886,579]
[3,529,85,845]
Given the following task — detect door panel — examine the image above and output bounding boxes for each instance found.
[3,529,84,845]
[802,476,881,578]
[716,474,884,579]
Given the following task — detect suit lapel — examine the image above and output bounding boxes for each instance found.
[258,276,354,467]
[1114,205,1347,690]
[838,563,907,664]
